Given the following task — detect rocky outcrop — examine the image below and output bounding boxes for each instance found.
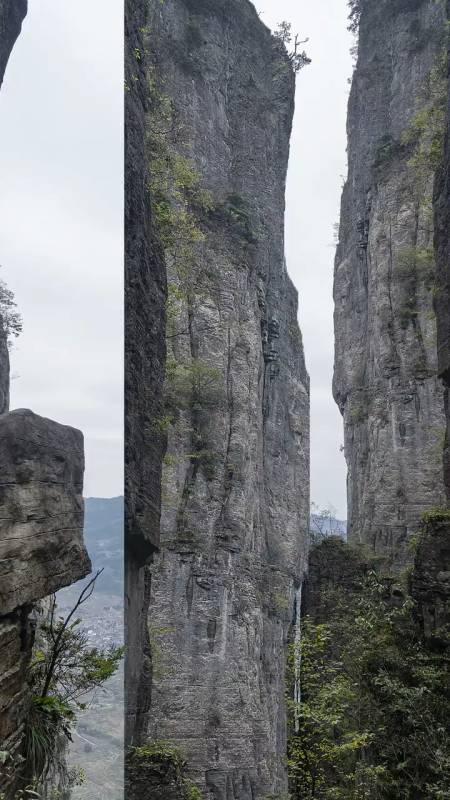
[410,510,450,647]
[302,537,367,623]
[334,0,448,567]
[126,747,194,800]
[0,411,89,791]
[433,0,450,498]
[0,410,88,614]
[143,2,310,797]
[0,0,27,88]
[124,0,167,746]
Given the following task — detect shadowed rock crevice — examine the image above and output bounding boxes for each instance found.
[124,0,167,749]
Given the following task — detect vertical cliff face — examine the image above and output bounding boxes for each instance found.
[434,0,450,498]
[334,0,448,567]
[145,2,310,797]
[0,411,89,792]
[124,0,167,745]
[0,0,27,88]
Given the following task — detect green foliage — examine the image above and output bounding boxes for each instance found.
[148,74,212,273]
[0,277,22,342]
[287,570,450,799]
[130,740,186,769]
[183,780,202,800]
[422,506,450,524]
[347,0,361,34]
[273,22,311,73]
[348,400,366,424]
[165,358,222,414]
[22,574,123,787]
[373,134,403,169]
[403,52,448,195]
[219,193,257,244]
[129,742,202,799]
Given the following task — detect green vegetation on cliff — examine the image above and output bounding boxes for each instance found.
[287,540,450,799]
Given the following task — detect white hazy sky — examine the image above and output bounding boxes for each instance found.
[255,0,353,518]
[0,0,123,497]
[0,0,352,517]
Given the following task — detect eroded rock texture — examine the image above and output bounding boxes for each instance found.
[145,2,310,797]
[334,0,448,567]
[125,0,167,745]
[0,409,88,614]
[302,537,367,623]
[0,0,26,88]
[0,411,89,789]
[434,0,450,498]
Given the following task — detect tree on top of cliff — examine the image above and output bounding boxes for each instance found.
[0,274,22,343]
[274,22,311,73]
[347,0,362,33]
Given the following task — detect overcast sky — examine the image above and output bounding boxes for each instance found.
[0,0,123,498]
[0,1,352,516]
[255,0,353,518]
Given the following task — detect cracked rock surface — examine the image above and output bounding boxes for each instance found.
[145,1,310,797]
[334,0,448,567]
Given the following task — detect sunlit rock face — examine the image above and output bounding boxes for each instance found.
[144,1,310,797]
[334,0,448,568]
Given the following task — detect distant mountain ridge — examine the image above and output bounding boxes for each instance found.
[310,514,347,539]
[82,496,123,596]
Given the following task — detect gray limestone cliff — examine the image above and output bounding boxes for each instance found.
[433,0,450,498]
[125,0,167,746]
[334,0,448,567]
[142,1,310,797]
[0,411,90,792]
[0,0,26,88]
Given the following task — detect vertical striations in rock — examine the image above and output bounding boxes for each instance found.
[125,0,167,745]
[145,1,310,797]
[0,0,27,88]
[334,0,448,567]
[433,0,450,498]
